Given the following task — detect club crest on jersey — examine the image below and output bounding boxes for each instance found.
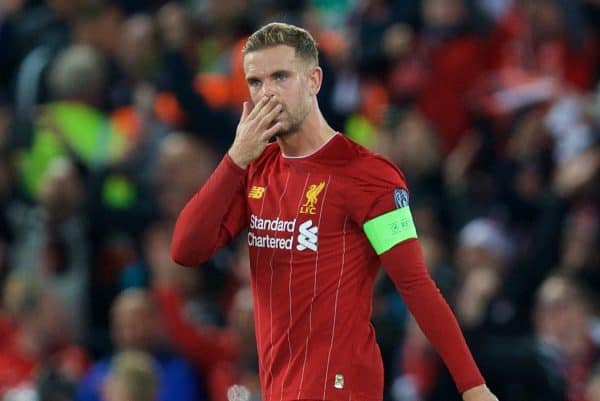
[394,188,409,208]
[300,182,325,215]
[248,186,265,199]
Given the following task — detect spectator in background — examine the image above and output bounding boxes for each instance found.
[470,0,599,132]
[71,1,123,60]
[85,133,218,357]
[384,0,491,151]
[392,218,515,401]
[0,274,89,400]
[453,218,515,331]
[488,0,598,92]
[103,351,158,401]
[9,157,91,340]
[215,285,261,401]
[0,1,598,401]
[156,2,239,152]
[587,365,600,401]
[77,288,202,401]
[109,12,174,157]
[153,133,218,224]
[376,106,445,216]
[11,0,116,152]
[20,44,125,197]
[149,222,241,401]
[533,275,600,401]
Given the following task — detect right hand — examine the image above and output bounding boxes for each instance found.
[228,96,283,169]
[462,384,499,401]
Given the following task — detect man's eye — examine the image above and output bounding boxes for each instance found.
[249,80,260,87]
[275,73,286,81]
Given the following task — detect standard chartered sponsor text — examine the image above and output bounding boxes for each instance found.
[250,214,296,232]
[248,232,294,249]
[248,214,296,250]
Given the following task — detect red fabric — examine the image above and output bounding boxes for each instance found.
[154,286,242,401]
[0,348,36,396]
[564,340,598,401]
[172,134,484,400]
[488,6,598,91]
[400,331,441,395]
[416,36,489,152]
[171,154,247,267]
[153,286,241,373]
[0,314,17,353]
[388,35,489,152]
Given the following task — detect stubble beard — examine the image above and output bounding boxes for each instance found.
[273,104,310,138]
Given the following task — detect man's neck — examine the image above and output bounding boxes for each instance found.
[277,109,336,158]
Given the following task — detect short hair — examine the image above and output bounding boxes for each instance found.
[48,45,107,100]
[243,22,319,66]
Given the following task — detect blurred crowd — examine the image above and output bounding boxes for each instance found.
[0,0,599,401]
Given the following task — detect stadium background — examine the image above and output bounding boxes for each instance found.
[0,0,599,400]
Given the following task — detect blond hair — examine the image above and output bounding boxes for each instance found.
[243,22,318,66]
[112,351,158,401]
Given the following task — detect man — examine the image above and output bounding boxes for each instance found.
[0,274,89,398]
[172,22,499,401]
[77,289,201,401]
[103,351,158,401]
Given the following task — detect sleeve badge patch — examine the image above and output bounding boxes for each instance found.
[394,188,409,209]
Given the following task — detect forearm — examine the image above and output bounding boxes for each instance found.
[171,154,246,266]
[381,239,484,393]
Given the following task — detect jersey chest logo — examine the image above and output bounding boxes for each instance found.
[300,181,325,215]
[248,185,266,199]
[296,219,318,251]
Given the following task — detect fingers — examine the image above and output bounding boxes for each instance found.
[238,95,282,142]
[258,103,282,129]
[262,122,283,141]
[248,95,280,122]
[240,101,250,120]
[247,96,271,120]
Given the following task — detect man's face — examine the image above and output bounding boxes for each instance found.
[111,293,157,351]
[243,45,314,136]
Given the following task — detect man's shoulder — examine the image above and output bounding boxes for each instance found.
[339,135,405,183]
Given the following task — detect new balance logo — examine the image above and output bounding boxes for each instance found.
[248,186,265,199]
[297,220,318,252]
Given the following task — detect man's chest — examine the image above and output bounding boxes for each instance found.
[245,169,348,255]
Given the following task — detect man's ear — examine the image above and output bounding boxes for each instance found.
[307,66,322,96]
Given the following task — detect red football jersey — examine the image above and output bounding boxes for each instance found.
[244,133,405,401]
[172,133,484,401]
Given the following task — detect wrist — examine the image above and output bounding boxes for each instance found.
[462,384,498,401]
[227,149,250,169]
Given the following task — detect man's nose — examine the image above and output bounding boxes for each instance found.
[261,80,277,97]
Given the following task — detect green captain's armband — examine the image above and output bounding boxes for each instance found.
[363,206,417,255]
